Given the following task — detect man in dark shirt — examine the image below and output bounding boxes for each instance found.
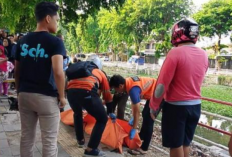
[15,2,66,157]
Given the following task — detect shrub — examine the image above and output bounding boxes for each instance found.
[218,75,232,86]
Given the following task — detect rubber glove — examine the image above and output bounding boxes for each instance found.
[109,113,116,123]
[129,128,137,140]
[128,117,134,126]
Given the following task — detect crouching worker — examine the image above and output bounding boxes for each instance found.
[66,56,115,157]
[109,75,157,155]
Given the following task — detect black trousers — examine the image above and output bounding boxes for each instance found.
[139,100,155,151]
[112,92,128,120]
[67,89,108,149]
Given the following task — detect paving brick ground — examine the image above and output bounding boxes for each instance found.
[0,98,70,157]
[0,97,127,157]
[0,96,169,157]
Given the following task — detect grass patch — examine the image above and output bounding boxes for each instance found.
[201,85,232,118]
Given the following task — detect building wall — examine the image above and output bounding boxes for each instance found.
[145,56,158,64]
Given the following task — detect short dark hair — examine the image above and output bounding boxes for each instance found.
[109,75,125,88]
[35,1,59,22]
[18,33,24,40]
[19,33,24,37]
[8,35,14,38]
[73,57,78,63]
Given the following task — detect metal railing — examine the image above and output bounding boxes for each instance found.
[199,97,232,136]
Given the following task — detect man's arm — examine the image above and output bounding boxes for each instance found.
[129,86,142,129]
[132,103,140,129]
[97,70,112,104]
[95,70,114,114]
[52,55,66,107]
[149,56,177,115]
[14,41,21,92]
[14,60,20,92]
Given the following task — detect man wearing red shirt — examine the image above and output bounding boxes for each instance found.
[229,136,232,156]
[150,18,208,157]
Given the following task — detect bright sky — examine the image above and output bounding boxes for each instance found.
[192,0,210,8]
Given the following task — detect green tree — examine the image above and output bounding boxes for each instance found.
[0,0,125,32]
[98,0,193,56]
[148,0,193,56]
[0,0,41,32]
[97,9,125,54]
[194,0,232,53]
[77,16,101,53]
[61,23,82,54]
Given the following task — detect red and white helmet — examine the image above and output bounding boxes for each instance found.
[171,18,199,46]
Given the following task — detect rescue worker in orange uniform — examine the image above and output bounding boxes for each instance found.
[67,57,115,157]
[109,75,156,155]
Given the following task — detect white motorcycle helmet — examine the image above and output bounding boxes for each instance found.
[86,55,103,70]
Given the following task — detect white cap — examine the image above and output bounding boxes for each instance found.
[87,56,103,70]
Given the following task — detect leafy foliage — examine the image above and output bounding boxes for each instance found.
[201,85,232,117]
[0,0,125,32]
[61,22,82,54]
[77,16,101,53]
[218,75,232,86]
[97,9,124,53]
[193,0,232,51]
[60,0,125,23]
[149,0,193,55]
[97,0,193,55]
[0,0,54,32]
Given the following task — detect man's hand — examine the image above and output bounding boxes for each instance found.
[132,103,140,130]
[59,97,67,108]
[150,109,157,121]
[129,128,137,140]
[150,100,164,120]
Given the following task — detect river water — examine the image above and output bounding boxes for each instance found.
[195,113,231,146]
